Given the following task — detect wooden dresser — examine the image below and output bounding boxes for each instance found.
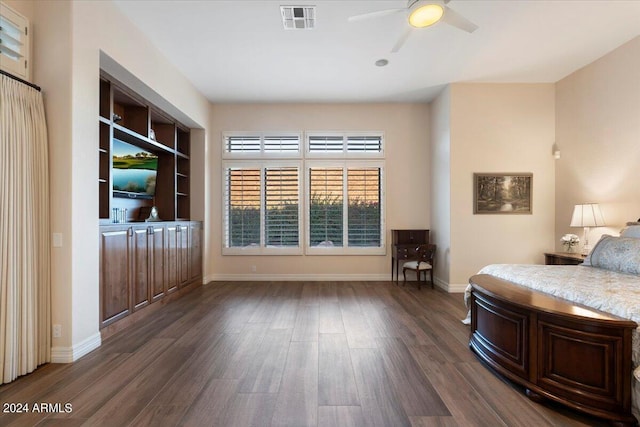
[391,229,429,281]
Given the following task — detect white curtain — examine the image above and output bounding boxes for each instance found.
[0,74,50,384]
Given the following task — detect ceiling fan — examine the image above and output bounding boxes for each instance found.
[348,0,478,53]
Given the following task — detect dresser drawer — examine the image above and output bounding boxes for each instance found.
[393,245,418,259]
[396,247,410,259]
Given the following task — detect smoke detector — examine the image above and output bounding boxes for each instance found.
[280,6,316,30]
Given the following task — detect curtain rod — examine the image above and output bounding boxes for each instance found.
[0,70,41,92]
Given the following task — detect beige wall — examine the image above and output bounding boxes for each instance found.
[429,87,452,285]
[443,84,556,288]
[208,103,430,280]
[9,0,210,358]
[555,36,640,248]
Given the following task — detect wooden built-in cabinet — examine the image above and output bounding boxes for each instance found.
[99,227,132,325]
[99,221,202,328]
[98,72,202,331]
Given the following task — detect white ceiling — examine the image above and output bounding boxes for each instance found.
[113,0,640,103]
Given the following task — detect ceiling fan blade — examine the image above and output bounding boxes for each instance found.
[441,6,478,33]
[391,27,413,53]
[348,8,405,22]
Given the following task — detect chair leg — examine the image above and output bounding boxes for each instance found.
[430,269,434,289]
[402,268,407,285]
[417,270,421,290]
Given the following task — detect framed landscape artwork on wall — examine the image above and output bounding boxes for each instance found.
[473,173,532,214]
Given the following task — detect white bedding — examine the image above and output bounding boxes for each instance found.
[467,263,640,421]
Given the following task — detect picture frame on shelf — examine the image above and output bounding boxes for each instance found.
[473,173,532,214]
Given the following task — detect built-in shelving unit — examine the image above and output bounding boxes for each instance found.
[99,73,191,223]
[98,72,201,333]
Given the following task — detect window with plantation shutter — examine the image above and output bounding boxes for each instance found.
[307,161,384,255]
[264,136,299,154]
[306,132,383,157]
[224,132,300,158]
[225,136,261,153]
[224,168,261,248]
[265,167,299,247]
[223,162,302,255]
[347,168,381,247]
[347,136,382,153]
[0,3,30,80]
[309,168,344,247]
[222,131,384,255]
[308,136,344,153]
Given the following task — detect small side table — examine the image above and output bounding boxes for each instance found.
[544,252,586,265]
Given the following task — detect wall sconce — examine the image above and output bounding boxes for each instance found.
[570,203,606,255]
[552,143,561,159]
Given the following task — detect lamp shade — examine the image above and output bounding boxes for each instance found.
[570,203,606,227]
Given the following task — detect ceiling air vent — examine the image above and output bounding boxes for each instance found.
[280,6,315,30]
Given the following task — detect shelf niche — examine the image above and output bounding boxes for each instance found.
[99,73,192,223]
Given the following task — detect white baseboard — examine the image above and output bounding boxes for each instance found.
[51,332,101,363]
[446,283,469,293]
[205,273,466,294]
[429,277,466,293]
[206,273,389,282]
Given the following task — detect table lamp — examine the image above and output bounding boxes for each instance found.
[570,203,605,255]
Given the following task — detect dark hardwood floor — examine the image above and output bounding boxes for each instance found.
[0,281,609,426]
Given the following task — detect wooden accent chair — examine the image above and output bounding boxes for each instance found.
[402,244,436,289]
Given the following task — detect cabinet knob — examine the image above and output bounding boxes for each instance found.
[128,227,133,237]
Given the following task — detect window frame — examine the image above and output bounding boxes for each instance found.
[223,131,302,160]
[0,3,30,81]
[305,159,385,256]
[306,131,384,159]
[221,131,385,256]
[222,159,303,255]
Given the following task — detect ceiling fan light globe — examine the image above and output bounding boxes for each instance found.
[408,3,444,28]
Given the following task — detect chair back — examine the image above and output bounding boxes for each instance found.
[416,243,436,264]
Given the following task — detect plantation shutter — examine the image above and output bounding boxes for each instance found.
[265,167,299,247]
[0,4,30,80]
[347,168,381,247]
[308,136,344,153]
[225,134,300,156]
[264,136,300,153]
[223,131,383,254]
[309,168,344,247]
[225,168,261,247]
[346,136,382,153]
[225,136,261,153]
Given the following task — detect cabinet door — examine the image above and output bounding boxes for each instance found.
[190,222,202,282]
[165,224,179,293]
[131,227,151,311]
[100,227,131,326]
[150,225,166,301]
[178,223,190,286]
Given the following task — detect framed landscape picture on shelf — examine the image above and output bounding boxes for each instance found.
[473,173,532,214]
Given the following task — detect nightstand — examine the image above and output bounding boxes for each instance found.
[544,252,586,265]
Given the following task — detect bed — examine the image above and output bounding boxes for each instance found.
[465,226,640,426]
